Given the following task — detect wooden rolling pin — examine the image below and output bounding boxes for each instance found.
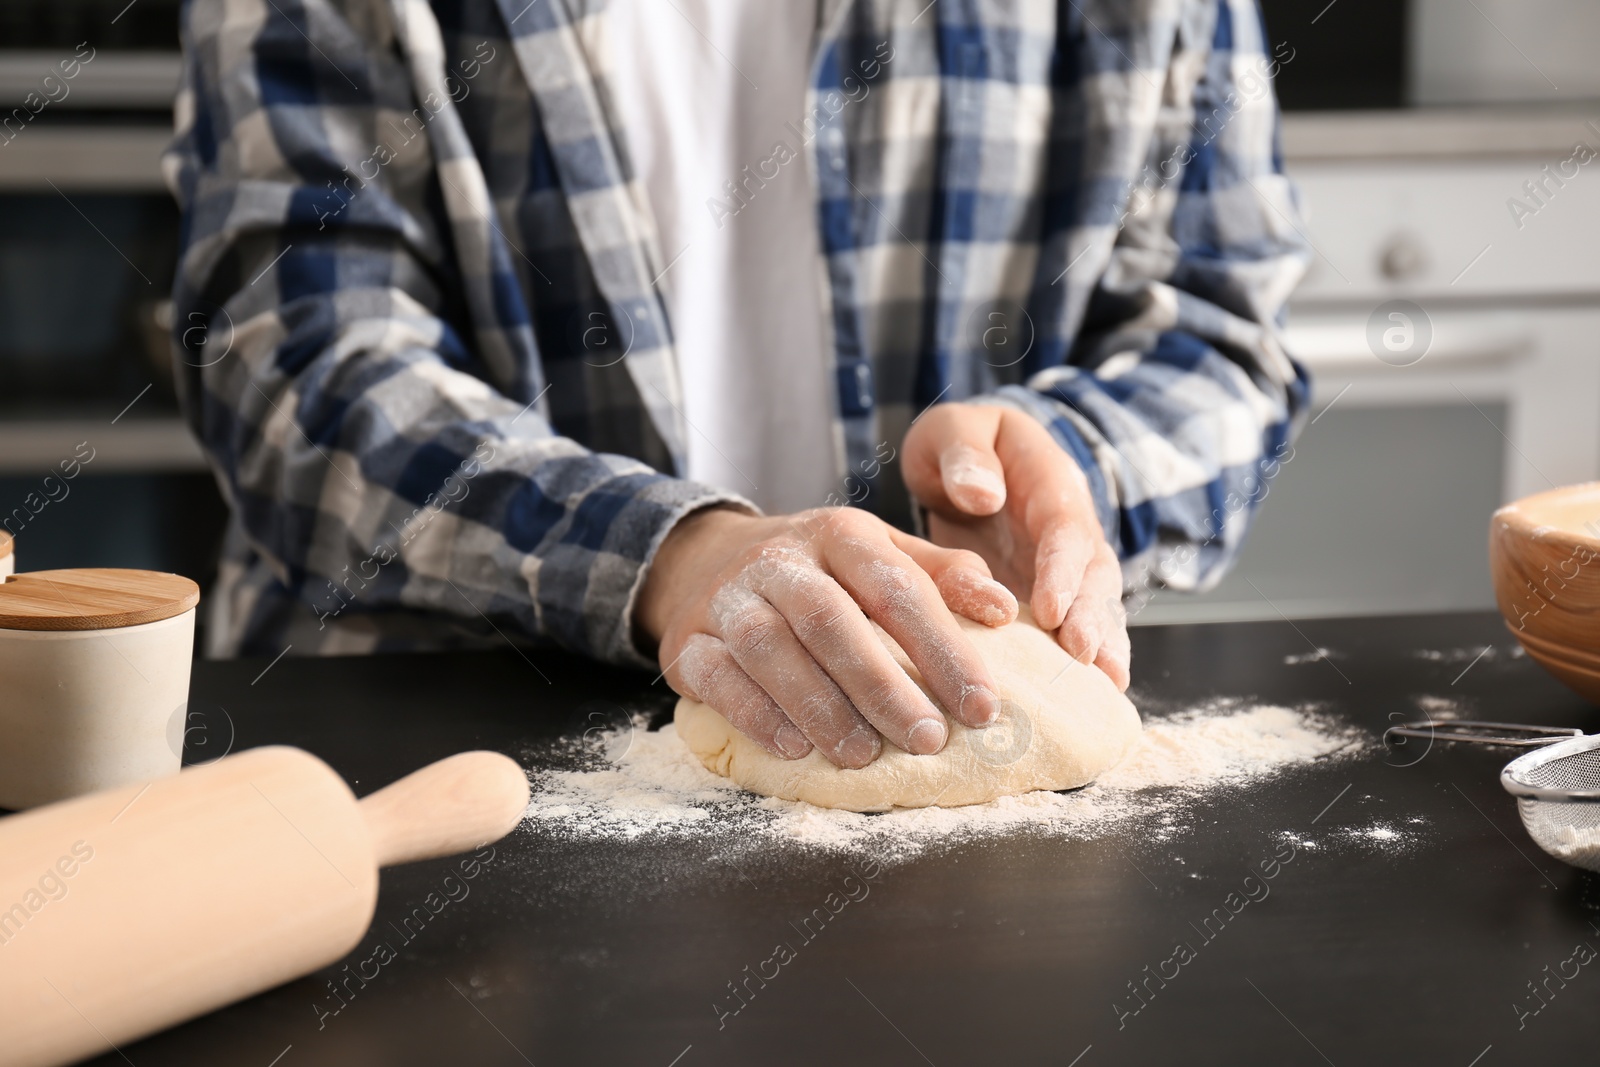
[0,746,530,1067]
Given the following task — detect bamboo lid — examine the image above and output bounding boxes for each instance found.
[0,569,200,631]
[0,531,11,559]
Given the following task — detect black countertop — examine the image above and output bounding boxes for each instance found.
[89,611,1600,1066]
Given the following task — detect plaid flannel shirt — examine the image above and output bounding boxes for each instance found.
[165,0,1311,665]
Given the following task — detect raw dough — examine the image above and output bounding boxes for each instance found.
[674,608,1142,812]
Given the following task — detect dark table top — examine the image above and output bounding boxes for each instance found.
[89,611,1600,1067]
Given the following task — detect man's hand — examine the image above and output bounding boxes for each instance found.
[902,404,1131,691]
[636,507,1019,767]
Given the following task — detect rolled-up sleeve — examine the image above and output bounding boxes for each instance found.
[984,0,1311,595]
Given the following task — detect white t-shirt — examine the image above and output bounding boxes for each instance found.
[608,0,837,515]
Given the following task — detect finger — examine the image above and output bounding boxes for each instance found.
[709,584,881,768]
[889,529,1018,628]
[937,567,1019,628]
[1029,513,1096,631]
[757,563,949,756]
[822,524,1004,727]
[670,633,813,759]
[1056,547,1124,664]
[1095,624,1132,692]
[939,441,1007,516]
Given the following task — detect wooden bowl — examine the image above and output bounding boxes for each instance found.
[1490,482,1600,703]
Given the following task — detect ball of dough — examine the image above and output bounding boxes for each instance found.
[674,609,1141,812]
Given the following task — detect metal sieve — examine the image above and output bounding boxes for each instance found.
[1383,720,1600,872]
[1501,736,1600,874]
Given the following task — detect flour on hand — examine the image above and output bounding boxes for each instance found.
[676,611,1141,812]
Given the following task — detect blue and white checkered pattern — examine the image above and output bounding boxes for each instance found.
[165,0,1310,665]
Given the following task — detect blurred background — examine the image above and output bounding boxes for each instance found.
[0,0,1596,647]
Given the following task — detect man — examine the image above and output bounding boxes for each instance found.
[166,0,1308,769]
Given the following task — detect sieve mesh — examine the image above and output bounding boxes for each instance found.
[1517,797,1600,873]
[1519,747,1600,792]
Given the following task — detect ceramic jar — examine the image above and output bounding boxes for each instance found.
[0,568,199,810]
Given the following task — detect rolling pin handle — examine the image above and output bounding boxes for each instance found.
[357,751,530,869]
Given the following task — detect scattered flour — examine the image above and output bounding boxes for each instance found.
[1341,821,1412,850]
[1283,648,1338,666]
[1412,695,1463,719]
[1414,645,1524,664]
[1280,819,1417,853]
[520,700,1366,860]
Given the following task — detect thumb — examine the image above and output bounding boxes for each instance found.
[903,403,1007,516]
[939,439,1007,516]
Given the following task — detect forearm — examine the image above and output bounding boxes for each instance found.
[185,291,745,664]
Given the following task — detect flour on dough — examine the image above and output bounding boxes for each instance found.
[674,608,1142,812]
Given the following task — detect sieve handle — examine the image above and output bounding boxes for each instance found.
[1384,720,1585,748]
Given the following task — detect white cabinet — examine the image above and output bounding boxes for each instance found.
[1292,158,1600,302]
